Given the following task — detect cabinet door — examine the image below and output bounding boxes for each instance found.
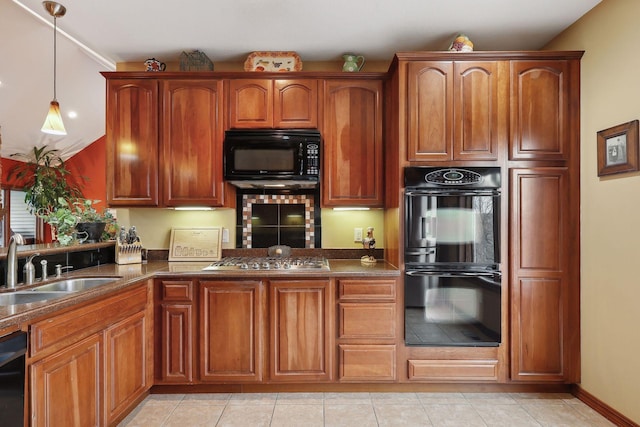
[510,61,572,160]
[510,168,579,382]
[407,61,504,161]
[407,61,453,161]
[104,311,151,425]
[274,79,318,128]
[157,280,194,384]
[161,80,225,206]
[322,79,383,207]
[200,280,264,382]
[106,79,159,206]
[228,79,273,128]
[453,61,505,160]
[31,334,102,427]
[160,304,193,383]
[269,279,333,381]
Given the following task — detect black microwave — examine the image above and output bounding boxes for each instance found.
[223,129,321,189]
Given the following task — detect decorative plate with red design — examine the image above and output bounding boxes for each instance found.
[244,51,303,72]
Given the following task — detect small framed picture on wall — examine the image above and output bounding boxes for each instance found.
[597,120,639,176]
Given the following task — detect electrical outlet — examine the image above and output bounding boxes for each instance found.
[354,228,363,243]
[222,228,229,243]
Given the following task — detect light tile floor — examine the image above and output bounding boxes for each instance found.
[118,392,617,427]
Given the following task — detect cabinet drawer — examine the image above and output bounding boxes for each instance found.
[30,284,148,359]
[339,344,396,381]
[408,359,498,382]
[159,280,194,302]
[339,303,395,339]
[338,280,396,301]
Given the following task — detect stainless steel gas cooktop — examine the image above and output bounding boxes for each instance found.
[203,256,330,271]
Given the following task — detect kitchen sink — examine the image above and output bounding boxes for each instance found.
[0,277,122,306]
[30,277,122,292]
[0,291,70,306]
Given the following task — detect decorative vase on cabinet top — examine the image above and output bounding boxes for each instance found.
[342,54,365,72]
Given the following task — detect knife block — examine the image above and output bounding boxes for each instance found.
[115,240,143,265]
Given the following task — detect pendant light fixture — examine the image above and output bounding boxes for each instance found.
[41,1,67,135]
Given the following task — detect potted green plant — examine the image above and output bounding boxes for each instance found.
[7,147,119,245]
[72,199,116,243]
[37,198,80,245]
[37,198,116,245]
[7,146,85,215]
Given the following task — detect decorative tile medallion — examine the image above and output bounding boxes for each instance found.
[241,194,315,248]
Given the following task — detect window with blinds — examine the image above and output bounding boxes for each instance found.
[0,190,37,247]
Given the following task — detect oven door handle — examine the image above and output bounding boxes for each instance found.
[405,190,500,197]
[405,270,501,286]
[406,270,499,278]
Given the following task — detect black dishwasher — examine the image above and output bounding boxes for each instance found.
[0,331,27,427]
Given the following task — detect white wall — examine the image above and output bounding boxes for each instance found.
[546,0,640,422]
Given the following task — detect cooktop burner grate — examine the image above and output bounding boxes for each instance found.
[203,256,330,271]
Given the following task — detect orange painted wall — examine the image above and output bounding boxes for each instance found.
[65,136,107,211]
[1,157,29,188]
[1,136,107,209]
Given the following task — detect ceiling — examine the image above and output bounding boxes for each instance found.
[0,0,601,160]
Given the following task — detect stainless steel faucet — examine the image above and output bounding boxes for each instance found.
[6,236,18,289]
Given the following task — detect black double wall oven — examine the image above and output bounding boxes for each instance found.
[404,167,502,347]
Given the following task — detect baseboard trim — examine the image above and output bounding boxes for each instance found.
[151,382,572,394]
[572,384,639,427]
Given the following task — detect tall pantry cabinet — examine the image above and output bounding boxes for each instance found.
[508,58,581,383]
[386,51,582,384]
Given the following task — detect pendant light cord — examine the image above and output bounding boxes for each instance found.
[53,16,57,101]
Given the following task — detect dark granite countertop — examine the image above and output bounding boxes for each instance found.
[0,258,399,330]
[0,241,116,260]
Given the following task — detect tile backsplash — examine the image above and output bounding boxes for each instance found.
[240,194,316,248]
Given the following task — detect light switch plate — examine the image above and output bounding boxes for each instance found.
[222,228,229,243]
[354,228,363,243]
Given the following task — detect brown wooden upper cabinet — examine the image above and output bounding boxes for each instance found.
[227,79,318,129]
[106,79,159,206]
[161,79,225,207]
[322,79,384,207]
[407,61,506,161]
[104,75,226,208]
[510,60,572,161]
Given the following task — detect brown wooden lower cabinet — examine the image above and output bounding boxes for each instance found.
[104,310,151,425]
[156,277,335,384]
[160,304,193,383]
[28,282,152,427]
[269,279,333,382]
[31,334,102,427]
[407,359,499,382]
[339,344,396,382]
[200,280,264,382]
[336,278,398,382]
[338,303,396,339]
[156,280,195,384]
